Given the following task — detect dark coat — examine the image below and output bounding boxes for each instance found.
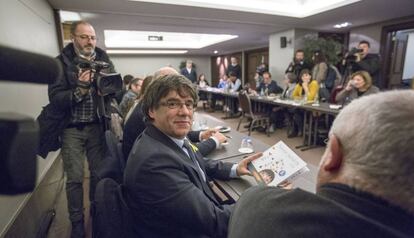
[37,43,114,158]
[285,60,313,79]
[229,183,414,238]
[352,53,381,87]
[124,124,234,238]
[180,67,197,83]
[227,64,241,79]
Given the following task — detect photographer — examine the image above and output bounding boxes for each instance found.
[254,63,268,86]
[285,49,312,79]
[348,40,381,87]
[48,21,115,237]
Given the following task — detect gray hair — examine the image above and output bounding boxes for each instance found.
[70,21,93,35]
[330,90,414,213]
[141,74,198,122]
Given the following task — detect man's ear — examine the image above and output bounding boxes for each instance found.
[322,134,343,172]
[148,108,155,120]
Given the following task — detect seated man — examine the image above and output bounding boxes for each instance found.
[255,71,283,96]
[124,74,261,238]
[122,67,226,160]
[228,90,414,238]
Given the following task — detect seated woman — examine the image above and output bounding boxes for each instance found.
[197,74,209,109]
[288,69,319,138]
[335,70,379,104]
[209,74,227,111]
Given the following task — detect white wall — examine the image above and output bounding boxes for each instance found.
[0,0,61,235]
[110,55,212,83]
[269,29,295,85]
[349,24,382,53]
[0,0,59,118]
[403,32,414,79]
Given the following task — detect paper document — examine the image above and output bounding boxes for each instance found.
[248,141,309,186]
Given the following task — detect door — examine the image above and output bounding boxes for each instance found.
[246,49,268,89]
[388,32,409,88]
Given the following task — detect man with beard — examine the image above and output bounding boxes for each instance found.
[48,21,116,237]
[285,49,312,79]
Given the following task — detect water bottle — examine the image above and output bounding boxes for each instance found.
[314,92,320,105]
[260,88,264,96]
[301,92,308,104]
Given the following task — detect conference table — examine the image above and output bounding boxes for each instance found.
[198,86,341,151]
[194,112,318,202]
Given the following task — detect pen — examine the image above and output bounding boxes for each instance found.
[224,135,232,139]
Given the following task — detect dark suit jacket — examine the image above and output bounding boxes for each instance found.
[124,125,234,238]
[180,67,197,83]
[228,183,414,238]
[256,80,283,95]
[122,101,216,159]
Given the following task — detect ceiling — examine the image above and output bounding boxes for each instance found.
[48,0,414,55]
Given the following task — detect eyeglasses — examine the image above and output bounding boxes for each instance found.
[74,34,97,41]
[159,100,195,110]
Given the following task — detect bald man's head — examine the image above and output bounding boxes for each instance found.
[153,66,179,79]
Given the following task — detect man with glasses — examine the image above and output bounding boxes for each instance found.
[124,74,261,238]
[48,20,115,237]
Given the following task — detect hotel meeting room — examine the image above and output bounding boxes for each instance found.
[1,0,414,237]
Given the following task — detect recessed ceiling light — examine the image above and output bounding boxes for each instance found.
[59,10,81,22]
[213,50,218,54]
[106,49,188,54]
[333,22,352,28]
[129,0,361,18]
[104,30,238,49]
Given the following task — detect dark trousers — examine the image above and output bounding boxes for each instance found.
[61,124,106,223]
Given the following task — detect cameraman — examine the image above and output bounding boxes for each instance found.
[48,21,115,237]
[285,49,312,80]
[349,40,381,88]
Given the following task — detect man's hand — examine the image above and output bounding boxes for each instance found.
[78,69,93,83]
[78,70,93,95]
[200,128,218,140]
[211,132,227,144]
[236,152,263,176]
[354,53,362,62]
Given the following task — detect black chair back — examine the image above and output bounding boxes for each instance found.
[93,178,135,237]
[238,90,253,118]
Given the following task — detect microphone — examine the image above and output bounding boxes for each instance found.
[0,45,62,84]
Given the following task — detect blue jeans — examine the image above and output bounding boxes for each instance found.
[61,124,105,223]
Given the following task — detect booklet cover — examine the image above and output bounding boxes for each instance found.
[248,141,309,186]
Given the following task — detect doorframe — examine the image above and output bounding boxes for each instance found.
[380,17,414,88]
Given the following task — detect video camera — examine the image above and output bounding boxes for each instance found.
[0,45,63,194]
[256,64,268,76]
[76,58,122,96]
[348,47,363,55]
[344,47,364,63]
